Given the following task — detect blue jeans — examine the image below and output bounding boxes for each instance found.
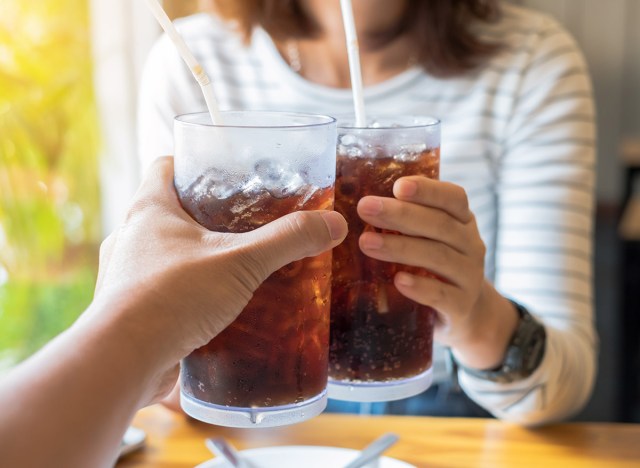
[325,383,492,418]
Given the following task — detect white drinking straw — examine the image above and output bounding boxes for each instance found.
[143,0,222,125]
[340,0,367,127]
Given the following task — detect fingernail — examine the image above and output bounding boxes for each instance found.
[395,272,415,287]
[395,179,417,198]
[360,233,383,250]
[359,198,383,216]
[321,211,347,240]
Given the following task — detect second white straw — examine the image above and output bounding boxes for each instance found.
[143,0,222,125]
[340,0,367,127]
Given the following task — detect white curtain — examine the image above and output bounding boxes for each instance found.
[90,0,160,235]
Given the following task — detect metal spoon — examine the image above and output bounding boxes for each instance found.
[343,432,400,468]
[205,437,251,468]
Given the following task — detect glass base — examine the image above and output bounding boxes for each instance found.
[180,389,327,428]
[327,367,433,402]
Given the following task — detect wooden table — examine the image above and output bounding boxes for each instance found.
[117,405,640,467]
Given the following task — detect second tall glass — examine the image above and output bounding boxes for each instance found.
[329,116,441,402]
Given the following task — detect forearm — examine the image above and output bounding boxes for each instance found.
[448,282,596,426]
[0,301,166,468]
[458,323,597,426]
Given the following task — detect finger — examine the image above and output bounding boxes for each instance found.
[131,156,176,207]
[125,156,203,227]
[393,177,473,223]
[160,379,183,414]
[359,232,476,288]
[150,364,180,406]
[357,196,471,254]
[394,271,465,314]
[239,210,348,276]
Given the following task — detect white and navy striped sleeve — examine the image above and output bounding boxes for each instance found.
[457,17,598,426]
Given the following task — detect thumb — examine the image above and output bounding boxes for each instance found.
[240,210,348,275]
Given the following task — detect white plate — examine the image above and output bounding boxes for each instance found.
[195,445,415,468]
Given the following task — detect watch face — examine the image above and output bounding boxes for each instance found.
[523,326,547,373]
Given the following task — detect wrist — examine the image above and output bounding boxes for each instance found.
[78,296,180,379]
[450,284,520,369]
[452,300,547,383]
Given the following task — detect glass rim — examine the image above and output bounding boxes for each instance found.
[336,114,441,130]
[175,111,337,129]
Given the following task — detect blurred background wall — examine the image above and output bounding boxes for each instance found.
[513,0,640,204]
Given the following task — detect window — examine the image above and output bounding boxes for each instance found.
[0,1,100,369]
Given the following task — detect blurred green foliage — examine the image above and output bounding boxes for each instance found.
[0,1,101,369]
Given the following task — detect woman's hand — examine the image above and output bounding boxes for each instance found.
[356,176,518,369]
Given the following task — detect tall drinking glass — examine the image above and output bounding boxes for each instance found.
[328,116,441,402]
[174,111,337,427]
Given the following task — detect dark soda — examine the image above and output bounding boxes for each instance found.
[330,148,440,382]
[179,175,333,408]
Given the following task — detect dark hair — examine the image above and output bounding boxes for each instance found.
[213,0,502,77]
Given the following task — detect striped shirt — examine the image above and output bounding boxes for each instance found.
[138,2,597,426]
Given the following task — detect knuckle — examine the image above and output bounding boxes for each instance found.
[98,233,115,260]
[473,225,487,260]
[431,281,447,309]
[395,235,413,259]
[123,198,152,224]
[396,199,413,221]
[477,238,487,260]
[434,213,455,241]
[430,241,448,266]
[444,182,470,218]
[454,187,470,215]
[98,235,110,255]
[203,231,232,250]
[288,211,321,254]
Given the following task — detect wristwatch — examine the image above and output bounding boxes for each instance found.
[452,300,547,384]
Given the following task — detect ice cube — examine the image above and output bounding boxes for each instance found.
[254,159,287,185]
[185,170,238,201]
[210,181,237,199]
[340,133,358,146]
[294,184,318,208]
[268,172,304,199]
[339,133,370,158]
[241,175,263,194]
[185,174,212,201]
[338,144,365,158]
[363,144,384,158]
[255,158,304,198]
[395,143,428,162]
